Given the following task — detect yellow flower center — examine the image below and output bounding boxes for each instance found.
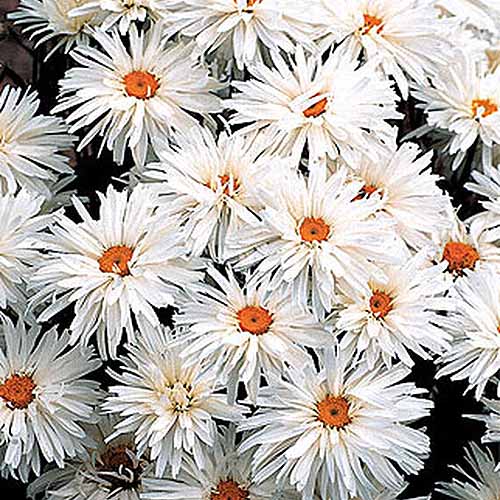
[362,13,384,35]
[317,395,351,428]
[303,94,328,118]
[299,217,330,242]
[369,290,393,319]
[0,374,36,410]
[124,71,159,100]
[211,480,249,500]
[471,98,498,118]
[237,305,273,335]
[442,241,480,274]
[98,245,134,276]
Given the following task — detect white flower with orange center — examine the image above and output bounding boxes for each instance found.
[162,0,319,70]
[103,328,245,478]
[142,427,295,500]
[413,49,500,170]
[29,184,203,359]
[238,347,432,499]
[8,0,98,59]
[27,415,151,500]
[343,142,451,251]
[225,163,402,319]
[0,318,101,482]
[52,24,222,167]
[314,0,450,98]
[337,253,453,368]
[437,268,500,399]
[144,126,280,261]
[0,85,75,197]
[436,442,500,500]
[228,46,401,166]
[175,266,332,403]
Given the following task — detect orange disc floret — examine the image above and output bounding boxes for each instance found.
[471,98,498,119]
[299,217,330,242]
[0,374,36,409]
[442,241,480,274]
[303,94,328,118]
[98,245,134,276]
[317,395,351,428]
[124,71,159,100]
[218,174,240,195]
[211,480,249,500]
[237,305,273,335]
[370,290,393,319]
[362,13,384,35]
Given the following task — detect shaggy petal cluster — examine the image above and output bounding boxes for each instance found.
[29,184,203,359]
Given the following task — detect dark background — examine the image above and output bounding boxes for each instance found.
[0,1,492,497]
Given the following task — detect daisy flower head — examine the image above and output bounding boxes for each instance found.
[103,326,245,478]
[142,426,298,500]
[337,252,453,369]
[0,318,102,481]
[8,0,97,59]
[315,0,450,99]
[175,266,333,403]
[163,0,320,71]
[344,142,451,251]
[0,85,75,197]
[436,442,500,500]
[29,184,203,360]
[0,189,52,317]
[53,24,222,167]
[437,268,500,399]
[27,415,151,500]
[69,0,172,36]
[225,162,402,319]
[413,48,500,170]
[238,346,432,500]
[228,45,401,166]
[144,126,285,261]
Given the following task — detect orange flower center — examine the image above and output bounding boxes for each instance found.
[362,13,384,35]
[124,71,159,100]
[98,245,134,276]
[369,290,393,319]
[442,241,480,274]
[211,480,249,500]
[0,374,36,410]
[237,305,273,335]
[354,184,379,201]
[303,93,328,118]
[299,217,330,242]
[317,395,351,428]
[471,98,498,118]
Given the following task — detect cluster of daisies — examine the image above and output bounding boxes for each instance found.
[2,0,500,499]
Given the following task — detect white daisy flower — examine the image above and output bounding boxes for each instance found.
[143,127,275,261]
[436,442,500,500]
[163,0,319,71]
[70,0,172,35]
[8,0,97,59]
[228,46,401,166]
[436,268,500,399]
[52,24,222,167]
[0,318,101,482]
[435,0,500,34]
[27,416,152,500]
[315,0,450,98]
[103,327,245,478]
[142,426,296,500]
[29,184,203,359]
[337,252,453,369]
[343,142,451,251]
[175,266,333,403]
[0,85,75,197]
[238,346,432,500]
[413,48,500,170]
[225,162,402,319]
[0,190,52,317]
